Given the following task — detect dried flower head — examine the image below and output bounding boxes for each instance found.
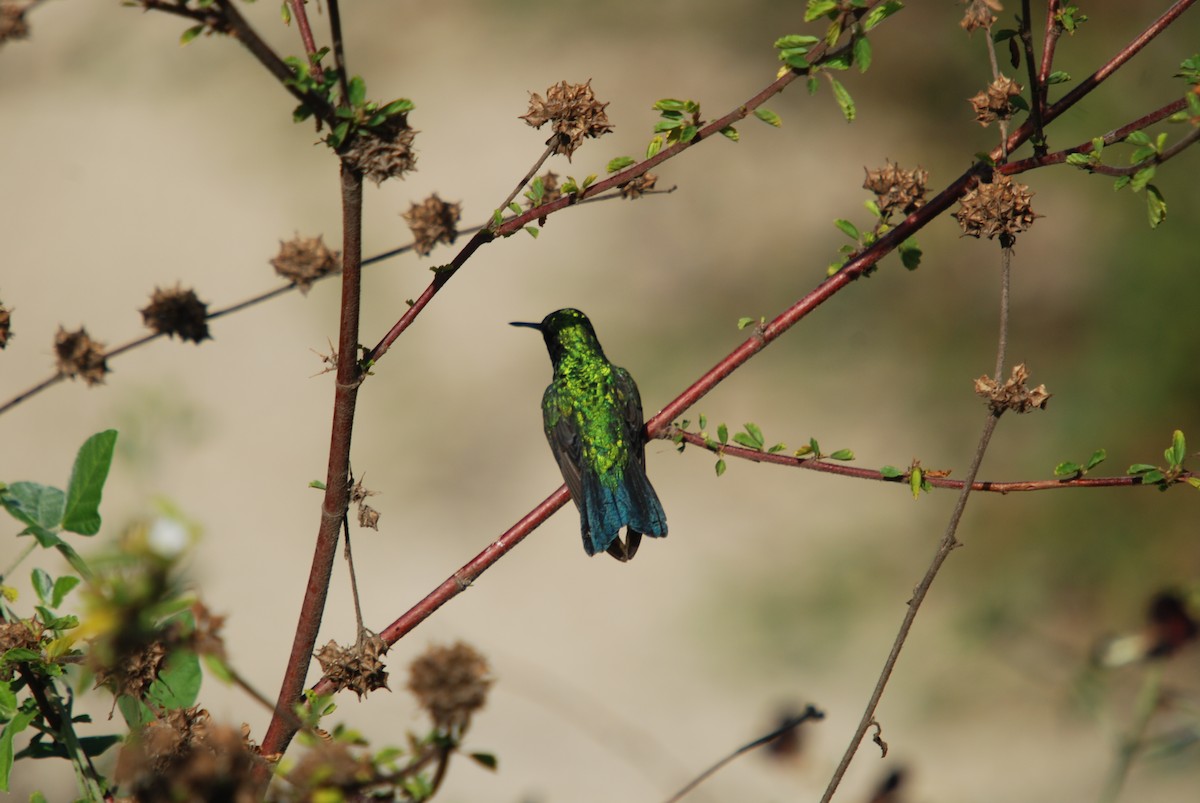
[520,79,613,160]
[0,620,41,680]
[0,2,31,44]
[315,633,390,699]
[955,174,1037,243]
[408,641,492,737]
[140,285,211,344]
[969,74,1023,125]
[402,194,462,257]
[271,234,340,293]
[285,740,377,798]
[188,601,227,662]
[342,117,418,185]
[960,0,1003,33]
[351,476,381,530]
[620,171,658,199]
[116,708,263,803]
[863,161,929,219]
[0,300,11,349]
[93,640,166,702]
[974,363,1051,413]
[54,326,108,385]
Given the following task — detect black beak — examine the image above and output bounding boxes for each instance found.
[509,321,543,330]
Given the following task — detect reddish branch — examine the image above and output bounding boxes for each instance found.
[261,164,365,756]
[665,429,1178,492]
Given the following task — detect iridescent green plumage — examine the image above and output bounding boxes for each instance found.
[511,309,668,561]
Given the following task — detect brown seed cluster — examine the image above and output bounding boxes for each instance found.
[620,172,658,199]
[402,194,462,257]
[115,708,263,803]
[315,633,390,700]
[974,363,1051,413]
[407,641,492,737]
[969,74,1023,126]
[0,300,10,348]
[0,2,31,44]
[955,174,1036,242]
[284,740,377,799]
[93,640,166,702]
[140,285,211,344]
[341,117,418,185]
[54,326,108,385]
[520,80,614,160]
[351,476,381,530]
[0,620,42,680]
[271,234,340,293]
[960,0,1003,33]
[863,161,928,219]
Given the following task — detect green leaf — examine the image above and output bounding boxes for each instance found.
[767,443,787,454]
[62,430,117,536]
[1086,449,1107,471]
[607,156,636,173]
[202,652,236,685]
[0,704,37,791]
[754,108,782,127]
[1146,184,1167,228]
[2,482,65,540]
[309,480,327,490]
[737,317,755,330]
[732,433,760,450]
[1054,461,1082,477]
[1167,430,1186,468]
[180,24,205,45]
[1112,175,1132,191]
[834,219,860,239]
[1065,153,1093,167]
[524,226,539,239]
[330,120,351,149]
[54,542,92,582]
[31,568,53,606]
[1046,71,1072,84]
[1129,167,1156,193]
[745,422,765,449]
[1128,463,1159,475]
[899,238,922,270]
[829,449,855,461]
[280,1,291,24]
[347,75,367,108]
[804,0,839,21]
[1125,130,1152,146]
[862,0,904,31]
[652,98,689,112]
[719,125,739,142]
[680,125,699,143]
[698,414,707,430]
[717,423,728,444]
[380,98,414,117]
[1141,469,1166,485]
[1188,477,1200,490]
[653,118,684,133]
[910,466,922,499]
[507,202,521,214]
[715,459,726,477]
[853,36,873,72]
[147,649,202,710]
[774,35,820,50]
[879,466,903,478]
[470,752,499,770]
[646,135,664,159]
[117,694,155,731]
[830,78,856,121]
[991,28,1018,42]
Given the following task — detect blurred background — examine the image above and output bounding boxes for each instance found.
[2,1,1198,800]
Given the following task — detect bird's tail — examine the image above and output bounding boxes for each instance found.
[580,462,667,559]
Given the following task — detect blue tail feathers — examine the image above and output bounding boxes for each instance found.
[579,465,668,556]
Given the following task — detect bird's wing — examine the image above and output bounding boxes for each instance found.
[613,366,648,463]
[542,384,587,513]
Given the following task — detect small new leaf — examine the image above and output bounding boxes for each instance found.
[834,219,860,239]
[607,156,636,173]
[830,78,856,121]
[879,465,903,478]
[754,108,782,127]
[1054,461,1082,478]
[1086,449,1108,471]
[717,423,729,445]
[715,459,727,477]
[829,449,855,461]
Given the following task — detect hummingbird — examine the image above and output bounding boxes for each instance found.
[510,308,668,561]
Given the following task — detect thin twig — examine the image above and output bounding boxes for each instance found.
[663,705,825,803]
[327,0,352,105]
[286,0,320,61]
[663,429,1175,492]
[820,232,1015,803]
[1019,0,1047,153]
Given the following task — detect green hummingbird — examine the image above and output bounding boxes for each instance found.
[510,308,668,561]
